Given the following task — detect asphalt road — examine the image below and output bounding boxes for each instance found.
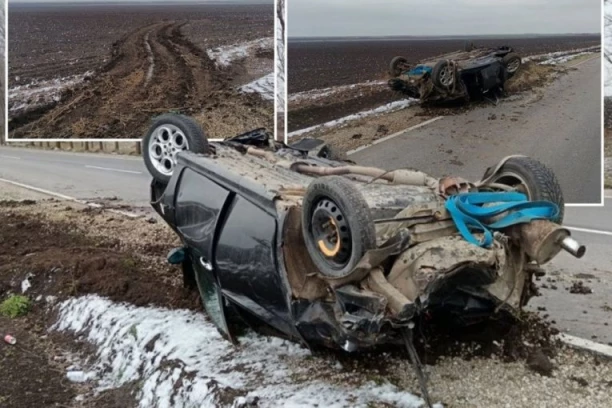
[0,147,150,208]
[0,145,610,343]
[351,56,602,204]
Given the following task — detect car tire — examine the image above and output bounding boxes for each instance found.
[389,56,409,77]
[317,144,346,161]
[142,114,209,184]
[489,157,564,223]
[302,176,376,279]
[432,60,455,88]
[502,53,522,76]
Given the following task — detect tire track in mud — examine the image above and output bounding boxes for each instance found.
[143,32,155,88]
[10,22,273,139]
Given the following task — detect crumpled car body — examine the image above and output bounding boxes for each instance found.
[388,45,522,103]
[148,130,582,352]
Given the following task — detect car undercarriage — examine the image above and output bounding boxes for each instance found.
[388,45,522,103]
[143,114,584,407]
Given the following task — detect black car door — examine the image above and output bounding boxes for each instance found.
[174,168,234,341]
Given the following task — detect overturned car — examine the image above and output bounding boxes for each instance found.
[143,114,583,404]
[388,44,522,103]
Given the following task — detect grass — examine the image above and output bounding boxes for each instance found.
[120,257,138,269]
[0,295,31,318]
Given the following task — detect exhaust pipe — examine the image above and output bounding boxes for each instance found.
[515,220,586,264]
[560,236,586,259]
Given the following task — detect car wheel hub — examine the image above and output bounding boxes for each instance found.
[148,124,189,176]
[311,199,352,267]
[491,171,532,198]
[507,59,520,73]
[439,66,454,87]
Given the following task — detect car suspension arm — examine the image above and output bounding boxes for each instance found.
[402,326,433,408]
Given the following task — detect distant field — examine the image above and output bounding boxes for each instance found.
[9,3,273,87]
[288,35,600,93]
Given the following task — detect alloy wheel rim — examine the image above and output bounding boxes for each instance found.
[148,124,189,176]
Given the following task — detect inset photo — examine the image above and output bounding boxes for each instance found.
[7,0,274,142]
[287,0,602,204]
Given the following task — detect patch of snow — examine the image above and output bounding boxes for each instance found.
[67,371,94,383]
[53,295,431,408]
[21,273,33,293]
[143,32,155,88]
[289,81,387,104]
[9,72,94,116]
[537,51,592,66]
[207,37,273,68]
[523,46,600,64]
[240,73,274,101]
[288,99,418,138]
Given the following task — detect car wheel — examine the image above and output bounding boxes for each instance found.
[432,60,455,88]
[142,114,209,184]
[302,176,376,278]
[389,56,409,77]
[502,53,522,76]
[317,144,346,161]
[487,157,564,223]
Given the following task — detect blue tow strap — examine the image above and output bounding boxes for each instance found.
[445,192,559,248]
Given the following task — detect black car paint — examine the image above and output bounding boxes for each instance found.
[152,152,307,342]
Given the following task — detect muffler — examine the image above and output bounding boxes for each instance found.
[515,220,585,264]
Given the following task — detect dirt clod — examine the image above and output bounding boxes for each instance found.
[526,349,554,376]
[568,281,593,294]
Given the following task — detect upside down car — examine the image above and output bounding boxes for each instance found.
[142,114,584,406]
[388,43,522,103]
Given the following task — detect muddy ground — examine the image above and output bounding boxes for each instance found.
[0,200,199,407]
[9,3,273,87]
[1,198,611,407]
[8,3,274,140]
[287,35,600,93]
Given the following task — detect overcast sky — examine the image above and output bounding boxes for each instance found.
[289,0,601,37]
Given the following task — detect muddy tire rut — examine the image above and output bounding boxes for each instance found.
[10,22,273,140]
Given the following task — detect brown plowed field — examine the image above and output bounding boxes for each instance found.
[8,3,274,139]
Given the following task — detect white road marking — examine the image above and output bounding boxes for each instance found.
[347,116,444,156]
[85,165,142,174]
[0,155,22,160]
[0,147,142,161]
[558,334,612,359]
[0,177,79,201]
[566,226,612,237]
[568,54,600,68]
[0,178,142,219]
